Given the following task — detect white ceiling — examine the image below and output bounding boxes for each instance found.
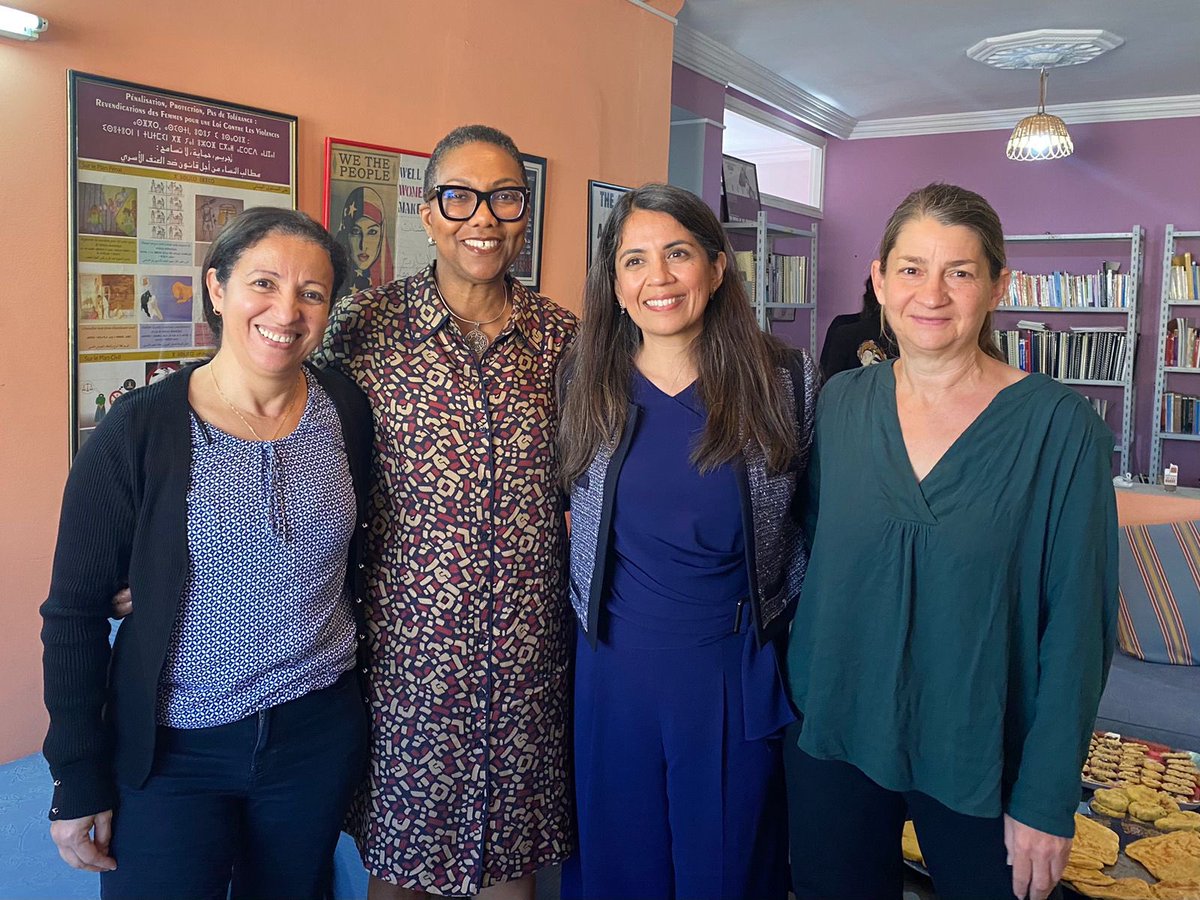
[676,0,1200,123]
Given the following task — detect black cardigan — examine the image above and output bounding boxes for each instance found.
[40,362,374,820]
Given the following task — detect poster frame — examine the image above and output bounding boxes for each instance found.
[512,153,547,292]
[720,153,762,223]
[68,70,297,458]
[322,137,433,298]
[587,180,632,269]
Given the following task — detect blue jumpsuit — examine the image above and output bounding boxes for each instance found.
[562,373,792,900]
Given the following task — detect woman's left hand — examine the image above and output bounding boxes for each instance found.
[1004,813,1071,900]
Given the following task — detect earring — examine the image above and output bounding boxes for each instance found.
[617,304,626,316]
[213,309,222,317]
[427,235,435,246]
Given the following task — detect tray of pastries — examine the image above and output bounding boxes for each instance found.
[1083,732,1200,809]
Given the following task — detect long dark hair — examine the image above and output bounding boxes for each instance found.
[558,183,796,486]
[877,182,1006,362]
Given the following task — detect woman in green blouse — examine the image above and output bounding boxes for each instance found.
[785,183,1117,900]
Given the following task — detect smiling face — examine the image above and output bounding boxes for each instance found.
[872,216,1008,360]
[613,208,725,349]
[419,141,527,292]
[206,232,334,380]
[350,216,383,273]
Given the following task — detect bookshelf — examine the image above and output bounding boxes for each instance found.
[724,210,818,354]
[1149,226,1200,481]
[993,228,1144,475]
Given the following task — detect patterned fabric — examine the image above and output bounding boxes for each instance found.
[568,351,818,647]
[315,265,577,895]
[1117,520,1200,665]
[157,371,358,727]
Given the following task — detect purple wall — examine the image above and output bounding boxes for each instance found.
[823,117,1200,476]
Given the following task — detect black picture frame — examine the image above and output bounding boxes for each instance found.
[511,153,547,291]
[587,180,632,269]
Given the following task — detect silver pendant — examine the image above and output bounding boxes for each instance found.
[464,327,490,356]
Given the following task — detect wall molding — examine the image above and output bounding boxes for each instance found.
[623,0,677,25]
[673,24,856,139]
[850,94,1200,139]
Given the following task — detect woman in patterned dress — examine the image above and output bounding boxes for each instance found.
[41,207,373,898]
[315,124,577,900]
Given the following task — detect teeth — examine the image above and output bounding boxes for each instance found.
[256,325,295,344]
[645,296,682,309]
[464,239,499,250]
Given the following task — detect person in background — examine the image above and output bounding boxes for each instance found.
[41,207,372,898]
[785,183,1117,900]
[557,183,817,900]
[818,275,897,378]
[316,124,577,900]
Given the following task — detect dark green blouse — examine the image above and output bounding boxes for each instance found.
[786,360,1117,837]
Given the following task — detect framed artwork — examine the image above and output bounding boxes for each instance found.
[587,180,632,269]
[323,138,434,298]
[68,71,297,455]
[511,153,547,291]
[721,154,761,223]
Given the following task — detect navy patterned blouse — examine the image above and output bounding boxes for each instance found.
[156,370,358,728]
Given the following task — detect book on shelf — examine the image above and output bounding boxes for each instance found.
[1083,395,1109,420]
[1161,391,1200,435]
[1005,266,1129,309]
[994,326,1129,382]
[731,251,808,305]
[1169,253,1200,301]
[1163,318,1200,368]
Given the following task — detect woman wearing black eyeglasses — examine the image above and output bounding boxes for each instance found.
[315,125,577,900]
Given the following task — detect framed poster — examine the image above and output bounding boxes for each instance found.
[721,154,761,223]
[69,71,297,455]
[511,153,547,291]
[323,138,434,298]
[587,180,632,269]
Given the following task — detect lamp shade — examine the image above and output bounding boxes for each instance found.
[1006,112,1074,161]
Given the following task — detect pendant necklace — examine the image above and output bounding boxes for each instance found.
[210,365,303,442]
[433,280,510,357]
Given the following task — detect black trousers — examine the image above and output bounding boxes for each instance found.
[785,744,1058,900]
[101,670,367,900]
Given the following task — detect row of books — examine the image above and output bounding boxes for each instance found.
[732,251,809,305]
[1084,395,1110,420]
[1163,318,1200,368]
[993,324,1130,382]
[1161,392,1200,435]
[1168,253,1200,301]
[1005,266,1129,309]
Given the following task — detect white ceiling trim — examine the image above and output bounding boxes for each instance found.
[622,0,677,25]
[850,94,1200,139]
[673,25,857,139]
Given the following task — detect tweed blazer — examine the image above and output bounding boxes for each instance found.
[567,350,818,648]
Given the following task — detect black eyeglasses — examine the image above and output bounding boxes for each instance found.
[428,185,530,222]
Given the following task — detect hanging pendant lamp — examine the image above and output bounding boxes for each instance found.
[1006,68,1074,161]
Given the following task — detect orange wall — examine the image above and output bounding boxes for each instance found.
[0,0,683,764]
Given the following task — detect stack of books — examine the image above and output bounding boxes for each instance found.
[1169,253,1200,301]
[1161,392,1200,435]
[733,251,808,305]
[994,322,1129,381]
[1005,265,1128,309]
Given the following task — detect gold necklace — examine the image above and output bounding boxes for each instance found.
[432,280,510,356]
[209,365,303,442]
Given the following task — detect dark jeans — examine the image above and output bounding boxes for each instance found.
[785,745,1060,900]
[101,670,367,900]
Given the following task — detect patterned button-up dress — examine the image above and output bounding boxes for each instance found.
[315,266,577,894]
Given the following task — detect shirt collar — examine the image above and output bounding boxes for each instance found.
[405,263,546,353]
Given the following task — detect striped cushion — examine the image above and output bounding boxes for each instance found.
[1117,521,1200,665]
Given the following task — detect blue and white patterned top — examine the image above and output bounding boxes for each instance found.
[156,369,358,728]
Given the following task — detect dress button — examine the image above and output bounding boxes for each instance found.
[360,667,368,674]
[357,563,365,570]
[53,780,61,786]
[358,633,366,641]
[51,807,58,814]
[355,597,363,604]
[360,521,368,529]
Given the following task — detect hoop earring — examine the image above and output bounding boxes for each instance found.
[213,309,222,317]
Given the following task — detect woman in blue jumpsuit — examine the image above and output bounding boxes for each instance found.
[557,183,818,899]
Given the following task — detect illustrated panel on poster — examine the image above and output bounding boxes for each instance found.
[721,154,761,223]
[323,138,434,299]
[587,181,632,269]
[69,71,297,455]
[511,153,546,292]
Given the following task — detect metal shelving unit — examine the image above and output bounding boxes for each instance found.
[996,228,1144,474]
[725,210,818,354]
[1149,226,1200,479]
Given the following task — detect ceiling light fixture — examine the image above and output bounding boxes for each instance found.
[0,4,47,41]
[1006,68,1074,161]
